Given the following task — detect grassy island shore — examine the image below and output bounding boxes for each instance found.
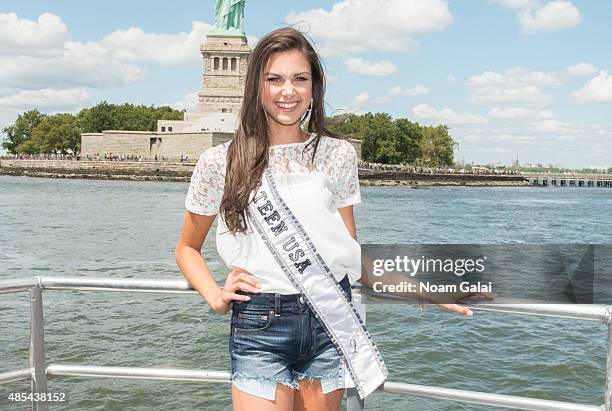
[0,159,528,187]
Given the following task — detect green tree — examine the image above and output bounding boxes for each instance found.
[394,118,422,165]
[76,101,184,133]
[419,125,456,166]
[76,101,118,133]
[327,113,426,164]
[326,113,368,140]
[361,113,396,162]
[30,113,81,154]
[1,109,46,154]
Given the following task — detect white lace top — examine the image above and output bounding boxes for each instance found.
[185,133,362,294]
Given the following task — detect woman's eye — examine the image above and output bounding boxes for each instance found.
[267,78,281,82]
[296,77,309,81]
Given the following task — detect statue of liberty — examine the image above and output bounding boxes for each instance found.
[210,0,246,36]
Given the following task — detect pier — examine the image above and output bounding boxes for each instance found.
[526,174,612,188]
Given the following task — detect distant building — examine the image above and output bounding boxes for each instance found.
[157,34,250,134]
[80,130,234,162]
[81,32,249,161]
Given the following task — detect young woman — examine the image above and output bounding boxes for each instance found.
[175,27,475,411]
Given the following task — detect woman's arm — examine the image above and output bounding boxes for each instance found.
[175,212,223,308]
[338,205,358,240]
[337,205,477,316]
[175,211,258,314]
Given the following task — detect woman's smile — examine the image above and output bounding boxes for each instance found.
[275,101,300,112]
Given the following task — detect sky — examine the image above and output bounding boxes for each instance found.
[0,0,610,168]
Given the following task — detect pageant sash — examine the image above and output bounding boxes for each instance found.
[246,169,388,399]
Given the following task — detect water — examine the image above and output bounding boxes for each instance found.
[1,175,610,410]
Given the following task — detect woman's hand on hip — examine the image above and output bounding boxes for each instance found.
[209,267,261,314]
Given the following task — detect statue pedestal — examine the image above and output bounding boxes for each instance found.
[208,27,246,37]
[197,35,251,114]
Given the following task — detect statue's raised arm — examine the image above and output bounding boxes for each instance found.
[212,0,246,36]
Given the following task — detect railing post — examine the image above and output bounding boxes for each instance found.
[605,308,612,411]
[29,285,48,411]
[346,286,365,411]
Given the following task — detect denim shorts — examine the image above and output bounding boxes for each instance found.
[229,275,353,401]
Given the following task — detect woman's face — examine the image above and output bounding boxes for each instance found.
[261,49,313,128]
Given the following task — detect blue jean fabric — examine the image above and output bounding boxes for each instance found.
[229,275,352,401]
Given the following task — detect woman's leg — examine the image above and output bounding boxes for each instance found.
[232,383,295,411]
[293,379,344,411]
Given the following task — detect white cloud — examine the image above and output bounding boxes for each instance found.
[573,71,612,103]
[344,58,397,76]
[447,74,456,84]
[165,90,199,112]
[466,66,560,107]
[0,13,218,90]
[489,107,535,119]
[285,0,453,56]
[466,66,562,88]
[532,119,565,132]
[348,84,429,108]
[469,84,553,106]
[536,110,557,119]
[0,13,68,56]
[489,108,557,120]
[412,103,487,125]
[0,42,145,89]
[499,0,581,34]
[566,62,598,77]
[500,0,537,10]
[390,85,429,96]
[246,35,258,45]
[354,92,370,105]
[521,1,581,33]
[370,96,391,105]
[488,108,564,135]
[100,21,211,66]
[0,88,90,110]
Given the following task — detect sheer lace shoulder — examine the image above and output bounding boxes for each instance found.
[184,141,229,216]
[319,137,361,208]
[268,135,361,207]
[184,135,361,215]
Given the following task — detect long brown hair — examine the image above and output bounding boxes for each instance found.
[220,27,337,233]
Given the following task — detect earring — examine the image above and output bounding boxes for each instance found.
[301,98,313,124]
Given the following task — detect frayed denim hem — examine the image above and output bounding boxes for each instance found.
[231,372,299,401]
[292,371,344,395]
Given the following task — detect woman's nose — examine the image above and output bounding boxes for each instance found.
[281,81,295,97]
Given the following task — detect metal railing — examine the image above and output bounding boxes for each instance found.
[1,275,610,411]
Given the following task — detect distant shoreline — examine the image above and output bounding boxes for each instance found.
[0,170,530,187]
[360,179,528,187]
[0,159,529,187]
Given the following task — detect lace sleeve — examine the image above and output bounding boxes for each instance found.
[184,147,225,216]
[332,140,361,208]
